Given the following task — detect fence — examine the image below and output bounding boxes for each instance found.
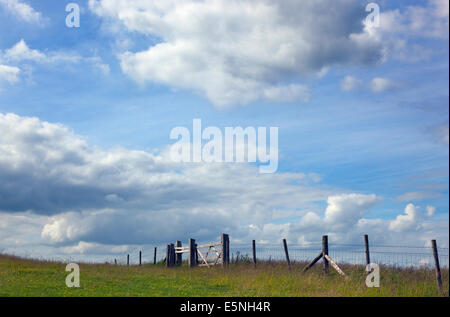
[110,234,448,292]
[110,236,449,270]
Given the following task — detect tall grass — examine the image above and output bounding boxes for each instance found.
[0,254,447,297]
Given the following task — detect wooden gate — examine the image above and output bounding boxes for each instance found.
[166,233,230,268]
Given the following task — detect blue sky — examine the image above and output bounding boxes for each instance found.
[0,0,448,259]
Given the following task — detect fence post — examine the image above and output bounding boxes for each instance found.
[283,239,291,270]
[195,244,199,265]
[431,239,442,293]
[226,235,230,265]
[221,233,229,267]
[188,239,196,268]
[154,247,157,265]
[176,241,182,266]
[364,234,370,267]
[127,254,130,266]
[165,244,170,267]
[139,250,142,266]
[322,235,329,274]
[170,243,176,267]
[252,240,257,268]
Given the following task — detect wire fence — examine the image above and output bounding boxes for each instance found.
[228,242,449,268]
[101,240,449,270]
[7,239,447,270]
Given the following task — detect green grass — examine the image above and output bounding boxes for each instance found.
[0,255,448,297]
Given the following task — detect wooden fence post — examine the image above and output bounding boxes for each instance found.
[226,235,230,265]
[154,247,157,265]
[364,234,370,267]
[170,243,175,267]
[221,233,229,267]
[431,239,442,293]
[283,239,291,270]
[139,250,142,266]
[195,244,199,265]
[322,235,329,274]
[165,244,170,267]
[252,240,257,268]
[188,239,196,268]
[127,254,130,266]
[176,241,182,266]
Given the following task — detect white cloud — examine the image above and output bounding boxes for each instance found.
[0,0,43,25]
[89,0,384,106]
[0,112,332,246]
[0,40,110,80]
[2,39,46,63]
[426,205,436,217]
[365,0,449,62]
[389,203,422,232]
[369,77,398,93]
[341,76,401,93]
[340,75,362,91]
[324,193,380,230]
[1,39,82,64]
[376,1,449,40]
[0,113,447,258]
[0,64,20,84]
[263,84,310,104]
[396,191,442,202]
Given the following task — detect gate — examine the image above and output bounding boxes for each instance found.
[166,233,230,268]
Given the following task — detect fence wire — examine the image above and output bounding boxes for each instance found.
[228,243,449,268]
[9,241,447,269]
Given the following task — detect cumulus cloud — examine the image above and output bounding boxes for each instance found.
[389,203,423,232]
[0,40,110,78]
[365,0,449,62]
[0,0,44,25]
[0,112,333,246]
[89,0,384,106]
[324,193,380,230]
[389,204,437,233]
[376,0,449,40]
[0,64,20,84]
[281,199,445,247]
[0,113,447,257]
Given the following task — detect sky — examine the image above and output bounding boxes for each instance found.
[0,0,448,261]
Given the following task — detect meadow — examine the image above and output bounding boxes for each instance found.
[0,254,448,297]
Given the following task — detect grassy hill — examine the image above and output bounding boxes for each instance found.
[0,254,447,297]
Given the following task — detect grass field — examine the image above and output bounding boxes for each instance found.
[0,254,448,297]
